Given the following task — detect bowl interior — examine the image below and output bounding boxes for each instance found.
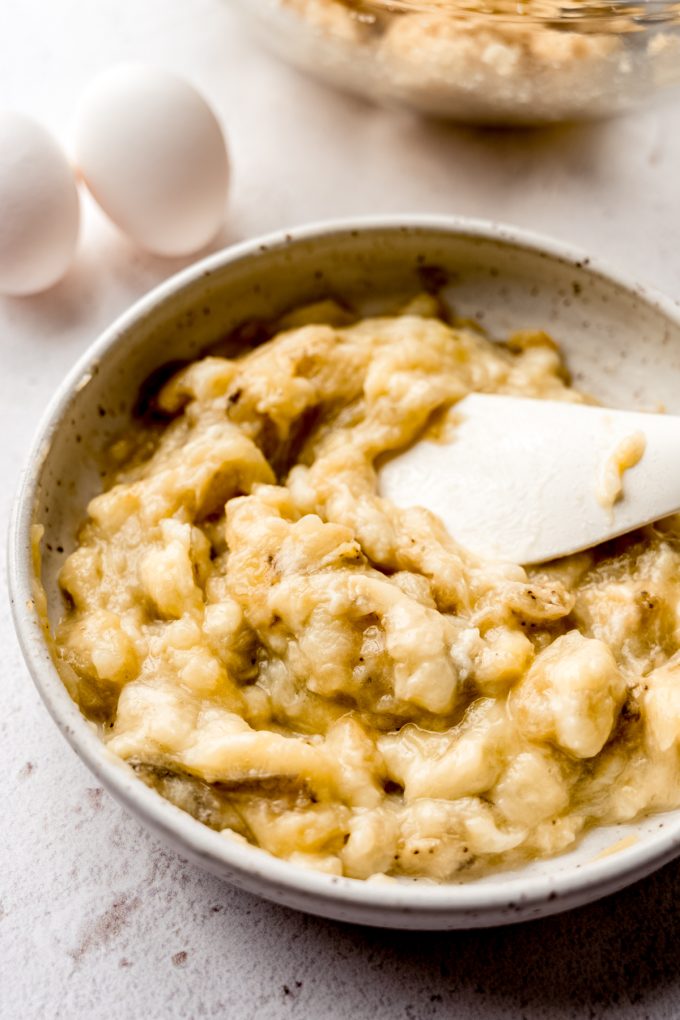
[20,221,680,926]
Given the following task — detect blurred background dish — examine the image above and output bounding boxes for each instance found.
[232,0,680,124]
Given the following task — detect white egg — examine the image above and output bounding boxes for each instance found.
[75,65,230,258]
[0,112,80,296]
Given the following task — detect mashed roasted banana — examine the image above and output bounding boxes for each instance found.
[55,295,680,880]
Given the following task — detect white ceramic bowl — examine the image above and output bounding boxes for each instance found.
[9,216,680,929]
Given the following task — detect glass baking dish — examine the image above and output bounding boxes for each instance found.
[232,0,680,124]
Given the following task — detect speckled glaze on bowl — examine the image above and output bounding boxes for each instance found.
[9,216,680,929]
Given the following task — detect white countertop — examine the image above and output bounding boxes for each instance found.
[3,3,680,1017]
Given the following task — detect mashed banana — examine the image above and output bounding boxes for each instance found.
[55,295,680,880]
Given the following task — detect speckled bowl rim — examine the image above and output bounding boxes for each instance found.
[9,215,680,928]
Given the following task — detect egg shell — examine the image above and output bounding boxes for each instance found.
[0,112,80,296]
[75,65,230,258]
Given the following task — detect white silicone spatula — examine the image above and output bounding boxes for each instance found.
[379,394,680,565]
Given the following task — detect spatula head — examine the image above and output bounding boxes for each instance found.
[379,394,680,565]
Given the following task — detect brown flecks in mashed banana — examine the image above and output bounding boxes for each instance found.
[53,295,680,880]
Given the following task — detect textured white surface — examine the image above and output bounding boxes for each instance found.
[3,2,680,1017]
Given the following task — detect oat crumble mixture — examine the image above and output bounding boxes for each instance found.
[54,294,680,881]
[275,0,680,120]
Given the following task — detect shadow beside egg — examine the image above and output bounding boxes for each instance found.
[1,201,240,343]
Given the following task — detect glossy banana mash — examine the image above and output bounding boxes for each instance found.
[55,295,680,880]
